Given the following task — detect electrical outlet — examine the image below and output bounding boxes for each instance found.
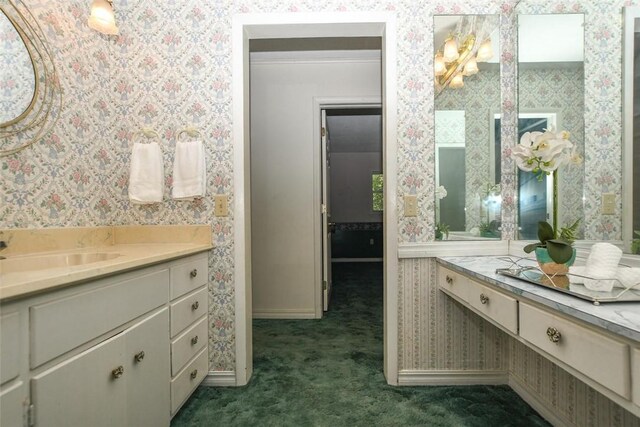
[404,195,417,217]
[215,195,228,217]
[601,193,615,215]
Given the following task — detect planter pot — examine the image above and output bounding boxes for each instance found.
[535,247,576,276]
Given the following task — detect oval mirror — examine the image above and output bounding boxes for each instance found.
[0,8,37,127]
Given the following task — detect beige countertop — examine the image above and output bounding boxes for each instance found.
[0,225,212,302]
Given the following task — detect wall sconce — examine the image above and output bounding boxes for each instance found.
[88,0,119,35]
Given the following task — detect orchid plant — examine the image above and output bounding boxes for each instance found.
[435,185,449,240]
[511,127,583,263]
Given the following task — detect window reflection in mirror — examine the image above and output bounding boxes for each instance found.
[434,15,501,241]
[516,14,585,240]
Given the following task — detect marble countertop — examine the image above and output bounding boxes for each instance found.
[438,256,640,343]
[0,226,212,302]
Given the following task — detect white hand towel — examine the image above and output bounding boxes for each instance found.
[172,140,206,200]
[582,242,623,291]
[616,268,640,289]
[568,266,587,284]
[129,142,164,204]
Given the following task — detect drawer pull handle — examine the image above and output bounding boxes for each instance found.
[190,269,198,278]
[191,335,199,346]
[190,369,198,380]
[112,366,124,379]
[546,327,562,343]
[134,351,145,363]
[479,293,489,305]
[445,275,453,284]
[191,301,200,311]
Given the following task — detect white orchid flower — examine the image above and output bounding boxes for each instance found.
[568,149,583,165]
[435,185,448,200]
[519,131,542,147]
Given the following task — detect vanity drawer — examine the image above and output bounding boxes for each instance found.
[633,348,640,407]
[170,255,208,300]
[468,280,518,334]
[170,286,207,338]
[437,266,469,302]
[171,316,207,376]
[0,312,20,385]
[519,302,630,399]
[171,347,208,414]
[30,269,169,368]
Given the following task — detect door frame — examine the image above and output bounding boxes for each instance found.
[314,98,383,317]
[232,12,399,386]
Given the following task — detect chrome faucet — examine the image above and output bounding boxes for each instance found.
[0,241,6,260]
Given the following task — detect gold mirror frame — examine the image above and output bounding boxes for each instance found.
[0,0,62,157]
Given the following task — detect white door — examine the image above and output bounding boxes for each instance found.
[321,110,333,311]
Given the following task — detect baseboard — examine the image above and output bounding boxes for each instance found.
[397,369,509,386]
[201,371,237,387]
[252,309,317,319]
[509,374,573,427]
[332,258,383,262]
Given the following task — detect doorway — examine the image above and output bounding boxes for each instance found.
[232,12,399,386]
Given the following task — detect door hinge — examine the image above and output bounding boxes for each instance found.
[28,403,35,427]
[321,127,326,137]
[323,280,327,290]
[321,204,326,214]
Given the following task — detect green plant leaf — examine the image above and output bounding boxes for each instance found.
[546,239,574,264]
[559,219,580,244]
[523,243,543,253]
[537,221,554,244]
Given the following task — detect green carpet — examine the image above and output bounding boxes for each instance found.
[172,262,550,427]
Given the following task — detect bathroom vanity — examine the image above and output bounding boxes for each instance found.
[437,256,640,418]
[0,226,212,427]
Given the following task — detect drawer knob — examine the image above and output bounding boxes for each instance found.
[479,293,489,305]
[191,335,199,346]
[190,269,198,278]
[134,351,145,363]
[191,300,200,311]
[546,327,562,343]
[190,369,198,380]
[445,275,453,284]
[112,366,124,379]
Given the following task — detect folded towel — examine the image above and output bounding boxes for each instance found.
[582,242,622,291]
[616,268,640,289]
[129,142,164,204]
[568,266,587,284]
[172,140,206,200]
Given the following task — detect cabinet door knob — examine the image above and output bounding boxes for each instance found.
[190,269,198,278]
[112,366,124,379]
[191,300,200,311]
[134,351,145,363]
[190,369,198,380]
[446,275,453,284]
[479,293,489,305]
[546,327,561,343]
[191,335,199,346]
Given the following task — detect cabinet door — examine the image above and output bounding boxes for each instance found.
[126,308,170,427]
[0,381,27,427]
[31,330,127,427]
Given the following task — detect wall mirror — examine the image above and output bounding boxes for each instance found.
[623,7,640,255]
[0,2,60,157]
[516,14,585,240]
[434,14,501,240]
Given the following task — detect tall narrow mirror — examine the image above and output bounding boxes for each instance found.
[434,15,501,240]
[516,14,585,240]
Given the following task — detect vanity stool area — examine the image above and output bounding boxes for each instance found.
[437,256,640,422]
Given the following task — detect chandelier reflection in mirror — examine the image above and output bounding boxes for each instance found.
[434,15,499,94]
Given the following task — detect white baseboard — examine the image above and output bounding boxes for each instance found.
[332,257,383,262]
[252,309,317,319]
[201,371,237,387]
[509,374,573,427]
[397,369,508,386]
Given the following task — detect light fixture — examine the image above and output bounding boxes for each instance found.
[88,0,119,35]
[434,52,446,76]
[442,36,459,62]
[449,73,464,89]
[462,57,479,76]
[476,38,494,62]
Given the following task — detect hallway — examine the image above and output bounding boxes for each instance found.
[171,263,548,426]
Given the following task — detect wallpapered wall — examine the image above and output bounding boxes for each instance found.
[0,2,634,414]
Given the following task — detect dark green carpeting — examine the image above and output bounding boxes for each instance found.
[172,262,550,427]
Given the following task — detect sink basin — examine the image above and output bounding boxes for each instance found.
[0,252,121,274]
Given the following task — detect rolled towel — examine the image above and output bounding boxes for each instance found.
[129,142,164,204]
[568,266,587,284]
[583,242,623,291]
[616,268,640,289]
[172,140,206,200]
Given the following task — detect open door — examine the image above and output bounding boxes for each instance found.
[321,110,333,311]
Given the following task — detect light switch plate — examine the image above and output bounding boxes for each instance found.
[215,195,228,217]
[602,193,615,215]
[404,195,417,217]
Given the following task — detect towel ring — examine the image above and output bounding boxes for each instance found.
[178,126,202,143]
[132,128,161,146]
